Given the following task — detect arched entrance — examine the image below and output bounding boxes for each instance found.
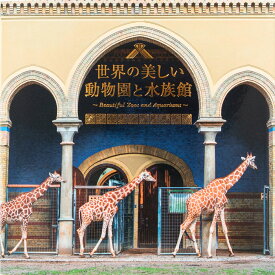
[8,84,60,253]
[75,34,201,252]
[77,146,195,250]
[217,84,269,251]
[87,164,128,187]
[138,164,183,248]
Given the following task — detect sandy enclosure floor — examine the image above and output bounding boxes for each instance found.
[1,252,275,274]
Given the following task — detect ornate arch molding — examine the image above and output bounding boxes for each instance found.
[0,68,65,121]
[68,22,211,118]
[213,68,275,119]
[78,145,196,187]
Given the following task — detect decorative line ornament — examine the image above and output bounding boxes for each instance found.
[126,43,153,59]
[85,113,192,125]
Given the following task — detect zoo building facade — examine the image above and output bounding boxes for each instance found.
[0,0,274,257]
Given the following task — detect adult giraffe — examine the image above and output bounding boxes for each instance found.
[77,170,156,257]
[0,172,65,259]
[172,153,257,258]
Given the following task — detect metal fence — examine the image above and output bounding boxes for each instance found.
[158,187,201,255]
[73,186,127,255]
[263,185,270,255]
[6,185,60,254]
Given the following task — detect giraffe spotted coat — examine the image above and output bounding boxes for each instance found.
[77,170,156,257]
[172,153,258,258]
[0,172,65,259]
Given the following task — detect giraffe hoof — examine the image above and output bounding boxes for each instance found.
[1,254,5,258]
[7,251,11,256]
[79,254,85,258]
[25,256,30,259]
[172,253,176,258]
[89,253,94,258]
[197,254,202,258]
[208,256,213,259]
[229,253,235,257]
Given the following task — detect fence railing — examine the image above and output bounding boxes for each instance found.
[73,185,125,255]
[6,185,60,254]
[263,185,270,255]
[158,187,201,255]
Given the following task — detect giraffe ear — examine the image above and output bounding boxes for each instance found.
[49,172,54,177]
[241,157,245,161]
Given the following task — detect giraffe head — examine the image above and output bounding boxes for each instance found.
[241,153,257,170]
[49,171,66,183]
[139,170,156,182]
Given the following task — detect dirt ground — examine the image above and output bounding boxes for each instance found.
[1,251,275,275]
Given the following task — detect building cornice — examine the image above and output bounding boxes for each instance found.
[0,1,274,17]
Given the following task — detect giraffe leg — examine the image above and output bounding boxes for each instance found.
[107,216,115,257]
[172,217,194,257]
[8,236,23,256]
[207,209,220,258]
[8,222,30,259]
[220,209,234,257]
[90,219,109,257]
[77,222,89,258]
[189,219,201,257]
[0,225,5,258]
[22,222,30,259]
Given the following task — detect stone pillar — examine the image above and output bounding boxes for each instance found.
[195,118,225,257]
[0,120,12,245]
[267,119,275,256]
[0,121,11,204]
[53,118,82,255]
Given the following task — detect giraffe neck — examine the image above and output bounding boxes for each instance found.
[224,160,249,191]
[109,176,143,202]
[29,177,53,203]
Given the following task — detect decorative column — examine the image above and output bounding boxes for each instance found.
[267,119,275,256]
[0,120,12,246]
[195,117,225,257]
[0,120,11,204]
[53,118,82,255]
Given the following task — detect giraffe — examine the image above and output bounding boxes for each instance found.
[0,171,65,259]
[172,153,257,258]
[77,170,156,257]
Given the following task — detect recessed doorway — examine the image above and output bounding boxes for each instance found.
[138,164,183,248]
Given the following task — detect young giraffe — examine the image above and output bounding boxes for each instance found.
[172,153,257,258]
[77,170,156,257]
[0,171,65,259]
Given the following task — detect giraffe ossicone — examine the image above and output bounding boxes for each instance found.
[77,170,156,257]
[172,153,257,258]
[0,171,65,259]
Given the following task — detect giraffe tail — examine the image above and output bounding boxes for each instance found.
[184,231,194,242]
[78,208,82,228]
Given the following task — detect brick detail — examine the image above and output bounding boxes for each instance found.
[0,145,9,203]
[7,194,58,252]
[218,193,264,251]
[78,145,195,187]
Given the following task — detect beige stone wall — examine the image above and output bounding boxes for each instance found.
[1,18,274,88]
